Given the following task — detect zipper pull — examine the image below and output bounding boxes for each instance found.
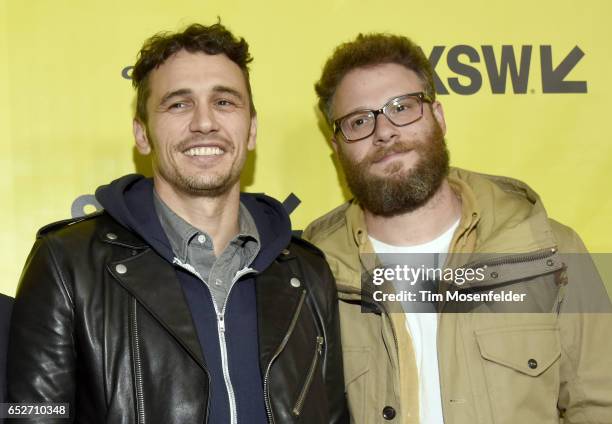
[218,314,225,333]
[316,336,324,354]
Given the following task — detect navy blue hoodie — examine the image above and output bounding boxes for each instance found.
[96,174,292,424]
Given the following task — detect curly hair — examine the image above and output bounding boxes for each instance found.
[132,22,254,122]
[315,33,435,124]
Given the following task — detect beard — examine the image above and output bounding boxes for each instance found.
[337,121,449,217]
[151,132,245,198]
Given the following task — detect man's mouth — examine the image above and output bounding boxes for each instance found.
[371,147,412,164]
[183,146,225,156]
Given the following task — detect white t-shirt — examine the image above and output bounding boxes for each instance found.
[370,219,460,424]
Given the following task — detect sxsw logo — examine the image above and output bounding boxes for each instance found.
[428,45,587,94]
[122,45,587,95]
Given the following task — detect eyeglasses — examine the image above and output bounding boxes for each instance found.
[333,92,433,142]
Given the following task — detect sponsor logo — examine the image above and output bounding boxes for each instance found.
[428,45,587,94]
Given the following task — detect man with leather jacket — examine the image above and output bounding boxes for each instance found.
[8,23,348,423]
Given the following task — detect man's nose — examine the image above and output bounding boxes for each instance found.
[372,112,399,145]
[189,103,218,133]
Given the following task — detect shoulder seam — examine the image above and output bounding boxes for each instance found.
[305,203,351,243]
[37,211,105,238]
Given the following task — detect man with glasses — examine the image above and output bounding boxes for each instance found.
[303,33,612,424]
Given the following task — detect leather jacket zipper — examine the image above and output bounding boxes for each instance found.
[263,289,307,424]
[216,313,237,424]
[130,298,146,424]
[292,336,324,416]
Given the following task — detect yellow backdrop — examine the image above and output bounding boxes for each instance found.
[1,0,611,295]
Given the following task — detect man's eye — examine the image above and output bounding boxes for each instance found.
[391,99,418,114]
[215,99,236,108]
[349,115,372,129]
[169,102,188,110]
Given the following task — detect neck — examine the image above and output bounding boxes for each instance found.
[154,178,241,256]
[364,179,461,246]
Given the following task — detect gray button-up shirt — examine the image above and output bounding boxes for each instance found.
[153,192,260,311]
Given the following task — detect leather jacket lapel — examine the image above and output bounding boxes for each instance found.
[256,259,305,368]
[108,248,206,370]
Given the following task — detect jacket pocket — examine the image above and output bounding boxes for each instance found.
[292,336,324,416]
[475,325,561,424]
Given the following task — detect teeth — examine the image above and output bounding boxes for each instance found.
[184,146,224,156]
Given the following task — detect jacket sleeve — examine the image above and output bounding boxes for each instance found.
[552,221,612,423]
[313,256,349,424]
[8,237,76,423]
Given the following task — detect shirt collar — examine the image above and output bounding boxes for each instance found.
[153,191,260,261]
[153,192,199,261]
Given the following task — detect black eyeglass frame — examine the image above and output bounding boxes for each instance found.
[332,91,433,143]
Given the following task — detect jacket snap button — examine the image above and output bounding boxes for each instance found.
[528,358,538,369]
[490,271,499,279]
[106,232,118,240]
[290,277,301,288]
[115,264,127,274]
[382,406,396,420]
[281,248,290,256]
[546,259,554,266]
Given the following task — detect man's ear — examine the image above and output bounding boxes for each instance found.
[247,115,257,151]
[133,118,151,155]
[431,101,447,135]
[330,135,339,153]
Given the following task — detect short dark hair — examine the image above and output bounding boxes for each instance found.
[315,33,436,124]
[132,22,255,122]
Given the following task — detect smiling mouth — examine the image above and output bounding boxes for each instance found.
[183,146,225,156]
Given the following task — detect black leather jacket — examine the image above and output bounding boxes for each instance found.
[8,212,348,423]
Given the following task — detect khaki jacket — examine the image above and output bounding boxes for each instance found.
[303,168,612,424]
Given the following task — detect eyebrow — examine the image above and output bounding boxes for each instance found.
[159,88,193,105]
[211,85,245,102]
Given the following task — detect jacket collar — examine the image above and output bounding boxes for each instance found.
[311,168,558,293]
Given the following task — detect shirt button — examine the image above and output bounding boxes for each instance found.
[528,358,538,369]
[382,406,396,420]
[215,278,222,286]
[197,234,206,244]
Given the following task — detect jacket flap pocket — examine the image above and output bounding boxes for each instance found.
[342,347,370,385]
[475,325,561,377]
